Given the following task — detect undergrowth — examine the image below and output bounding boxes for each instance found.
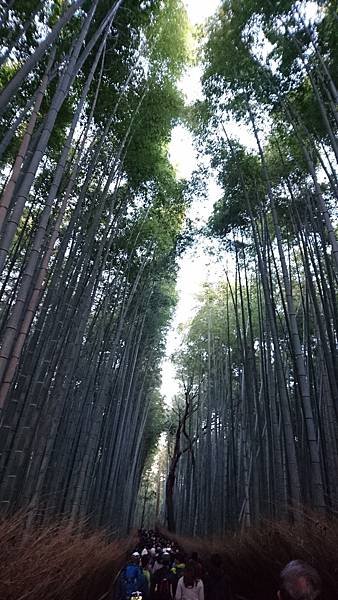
[0,514,135,600]
[2,512,338,599]
[160,513,338,599]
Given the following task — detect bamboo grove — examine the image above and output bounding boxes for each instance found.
[165,0,338,536]
[0,0,192,532]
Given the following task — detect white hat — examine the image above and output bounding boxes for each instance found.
[132,552,140,557]
[141,548,148,556]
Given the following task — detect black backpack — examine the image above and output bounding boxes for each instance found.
[155,576,172,600]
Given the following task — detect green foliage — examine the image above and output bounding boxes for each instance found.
[0,0,199,543]
[196,2,337,250]
[317,0,338,81]
[143,390,167,458]
[174,279,260,391]
[124,77,185,187]
[146,0,190,81]
[202,3,275,118]
[207,133,312,243]
[200,0,337,132]
[208,141,266,237]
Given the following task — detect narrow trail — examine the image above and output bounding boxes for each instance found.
[114,523,333,600]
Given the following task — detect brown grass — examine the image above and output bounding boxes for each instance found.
[3,512,338,599]
[0,514,136,600]
[159,513,338,599]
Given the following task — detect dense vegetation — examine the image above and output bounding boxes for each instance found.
[162,0,338,536]
[0,0,191,532]
[161,515,338,600]
[0,0,337,549]
[0,514,135,600]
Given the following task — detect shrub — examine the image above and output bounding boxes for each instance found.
[159,513,338,599]
[0,514,136,600]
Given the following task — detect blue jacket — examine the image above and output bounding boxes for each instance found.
[118,563,146,600]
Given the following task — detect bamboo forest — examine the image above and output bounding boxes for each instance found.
[0,0,337,599]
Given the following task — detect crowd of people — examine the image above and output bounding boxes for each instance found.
[115,529,322,600]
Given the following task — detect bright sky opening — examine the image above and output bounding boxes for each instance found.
[162,0,282,403]
[161,0,260,403]
[161,1,223,403]
[184,0,220,25]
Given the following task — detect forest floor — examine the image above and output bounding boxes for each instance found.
[1,512,338,600]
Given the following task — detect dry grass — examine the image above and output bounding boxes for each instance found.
[160,513,338,599]
[0,514,136,600]
[2,512,338,599]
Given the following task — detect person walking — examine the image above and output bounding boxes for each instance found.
[151,553,174,600]
[141,554,151,599]
[116,552,146,600]
[204,553,233,600]
[171,553,186,597]
[278,560,321,600]
[175,564,204,600]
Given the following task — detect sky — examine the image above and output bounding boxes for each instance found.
[160,1,324,402]
[160,0,259,402]
[160,0,223,402]
[184,0,221,25]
